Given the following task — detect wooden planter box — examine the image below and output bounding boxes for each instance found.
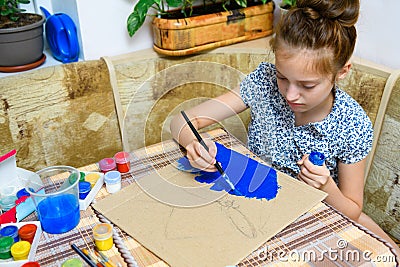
[152,1,274,56]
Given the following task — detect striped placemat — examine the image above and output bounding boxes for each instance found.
[28,128,397,266]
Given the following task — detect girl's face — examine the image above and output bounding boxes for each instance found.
[275,48,336,122]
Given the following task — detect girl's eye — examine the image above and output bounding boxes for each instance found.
[303,84,316,89]
[277,76,286,80]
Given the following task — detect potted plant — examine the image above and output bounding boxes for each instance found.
[279,0,296,15]
[0,0,45,72]
[127,0,275,56]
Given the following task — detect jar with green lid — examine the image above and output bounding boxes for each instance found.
[0,236,14,260]
[62,258,83,267]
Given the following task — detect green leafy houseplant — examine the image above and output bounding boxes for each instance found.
[280,0,296,9]
[0,0,42,29]
[127,0,269,37]
[0,0,30,21]
[0,0,45,69]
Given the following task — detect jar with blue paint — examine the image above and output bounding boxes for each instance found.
[0,225,19,242]
[26,166,81,234]
[78,181,91,199]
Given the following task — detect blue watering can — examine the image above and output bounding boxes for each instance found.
[40,7,79,63]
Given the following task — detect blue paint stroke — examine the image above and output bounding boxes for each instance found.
[176,157,202,173]
[177,142,280,200]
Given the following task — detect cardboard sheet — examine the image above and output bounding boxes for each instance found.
[93,164,327,267]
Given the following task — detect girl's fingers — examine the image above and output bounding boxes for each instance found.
[298,173,324,189]
[186,141,217,172]
[193,140,216,165]
[297,154,308,166]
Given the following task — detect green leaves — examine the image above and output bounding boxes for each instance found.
[0,0,30,21]
[127,0,157,37]
[280,0,296,8]
[127,0,272,38]
[166,0,183,8]
[235,0,247,8]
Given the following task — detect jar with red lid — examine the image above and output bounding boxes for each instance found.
[22,262,41,267]
[98,158,117,174]
[18,223,37,244]
[114,151,131,173]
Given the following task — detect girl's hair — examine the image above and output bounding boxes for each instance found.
[270,0,360,77]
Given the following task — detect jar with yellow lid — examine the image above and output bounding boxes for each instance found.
[85,173,101,188]
[92,223,113,251]
[11,240,31,260]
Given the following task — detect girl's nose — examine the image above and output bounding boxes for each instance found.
[286,84,300,102]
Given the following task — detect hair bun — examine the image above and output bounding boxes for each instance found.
[296,0,359,27]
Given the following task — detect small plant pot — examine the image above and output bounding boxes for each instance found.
[152,1,274,56]
[0,14,45,68]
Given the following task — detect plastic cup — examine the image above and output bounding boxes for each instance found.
[26,166,81,234]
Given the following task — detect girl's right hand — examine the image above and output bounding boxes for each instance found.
[185,139,218,172]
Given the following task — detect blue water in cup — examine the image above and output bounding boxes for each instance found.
[26,166,80,234]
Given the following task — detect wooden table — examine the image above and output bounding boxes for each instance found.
[29,129,397,267]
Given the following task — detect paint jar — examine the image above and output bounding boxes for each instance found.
[0,195,18,211]
[92,223,113,251]
[18,223,37,244]
[11,240,31,260]
[0,225,19,242]
[104,171,121,194]
[62,258,83,267]
[114,151,131,173]
[78,181,91,200]
[68,171,85,185]
[0,236,13,260]
[85,173,100,188]
[98,158,117,174]
[26,166,81,234]
[309,151,325,166]
[22,262,41,267]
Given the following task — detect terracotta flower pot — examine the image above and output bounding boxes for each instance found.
[152,1,274,56]
[0,14,45,68]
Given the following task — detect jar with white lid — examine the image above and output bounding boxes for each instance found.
[104,171,121,194]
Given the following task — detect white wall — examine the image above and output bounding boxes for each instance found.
[30,0,399,69]
[355,1,399,70]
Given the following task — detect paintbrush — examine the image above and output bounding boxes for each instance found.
[180,111,241,195]
[94,248,118,267]
[71,244,98,267]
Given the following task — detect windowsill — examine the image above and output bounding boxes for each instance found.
[0,48,81,78]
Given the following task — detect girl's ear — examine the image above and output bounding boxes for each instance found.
[336,62,352,81]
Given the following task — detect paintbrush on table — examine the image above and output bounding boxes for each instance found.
[180,111,241,195]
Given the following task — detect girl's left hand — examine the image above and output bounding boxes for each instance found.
[297,154,331,189]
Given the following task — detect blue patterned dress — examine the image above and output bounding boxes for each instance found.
[240,62,373,183]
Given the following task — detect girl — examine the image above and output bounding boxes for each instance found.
[170,0,400,259]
